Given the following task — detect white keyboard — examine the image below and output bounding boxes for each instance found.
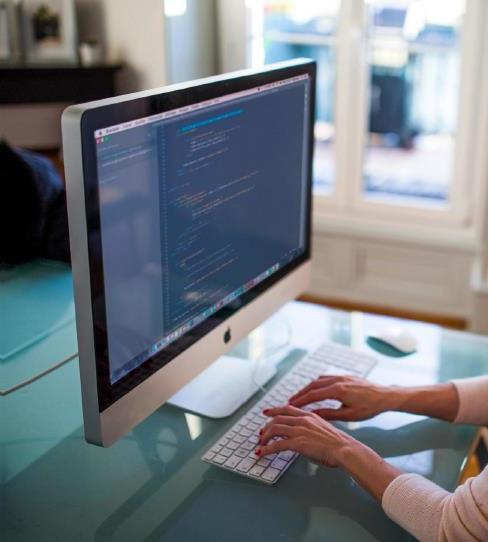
[202,341,377,484]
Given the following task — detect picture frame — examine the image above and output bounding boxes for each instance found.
[0,1,12,61]
[21,0,78,63]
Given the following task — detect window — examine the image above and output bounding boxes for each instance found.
[243,0,488,234]
[363,0,465,204]
[248,0,341,194]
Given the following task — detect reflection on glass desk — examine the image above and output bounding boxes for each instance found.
[3,261,488,541]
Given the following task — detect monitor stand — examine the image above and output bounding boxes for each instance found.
[167,354,277,418]
[167,316,290,418]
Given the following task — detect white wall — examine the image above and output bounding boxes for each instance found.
[216,0,248,72]
[165,0,218,84]
[309,230,473,320]
[77,0,168,93]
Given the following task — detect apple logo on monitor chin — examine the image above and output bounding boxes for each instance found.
[224,327,231,344]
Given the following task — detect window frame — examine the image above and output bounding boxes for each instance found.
[222,0,488,245]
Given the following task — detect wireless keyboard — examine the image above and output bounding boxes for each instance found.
[202,341,377,484]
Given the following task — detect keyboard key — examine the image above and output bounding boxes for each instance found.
[241,441,255,451]
[248,422,259,431]
[278,451,295,461]
[234,435,246,444]
[228,441,239,450]
[224,455,242,469]
[203,451,215,461]
[271,458,288,470]
[257,458,271,467]
[227,431,236,439]
[213,454,226,465]
[211,444,222,454]
[221,447,233,457]
[240,428,252,437]
[262,467,281,482]
[249,465,266,477]
[248,435,259,444]
[235,448,248,458]
[236,457,256,473]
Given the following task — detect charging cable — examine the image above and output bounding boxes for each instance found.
[1,352,79,397]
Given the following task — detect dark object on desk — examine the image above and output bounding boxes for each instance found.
[0,140,70,264]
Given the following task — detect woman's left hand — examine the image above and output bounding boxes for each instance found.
[256,405,359,468]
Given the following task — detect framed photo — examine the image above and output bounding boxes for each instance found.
[0,1,12,60]
[22,0,78,63]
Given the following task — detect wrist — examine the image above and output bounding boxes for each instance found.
[335,437,370,470]
[337,439,403,503]
[381,385,410,412]
[379,383,459,421]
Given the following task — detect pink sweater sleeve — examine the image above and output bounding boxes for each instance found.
[382,376,488,541]
[382,469,488,541]
[451,376,488,425]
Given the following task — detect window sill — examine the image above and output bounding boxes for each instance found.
[313,211,480,253]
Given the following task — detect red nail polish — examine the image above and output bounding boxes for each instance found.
[255,448,261,455]
[259,428,263,435]
[263,409,270,414]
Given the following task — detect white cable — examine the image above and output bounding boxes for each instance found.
[2,321,292,397]
[1,352,79,396]
[251,319,292,394]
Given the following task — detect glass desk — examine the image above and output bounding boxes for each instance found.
[3,261,488,541]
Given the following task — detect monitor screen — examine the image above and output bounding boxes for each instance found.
[80,65,314,410]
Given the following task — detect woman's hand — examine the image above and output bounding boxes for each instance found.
[256,405,403,503]
[256,405,359,467]
[288,375,392,421]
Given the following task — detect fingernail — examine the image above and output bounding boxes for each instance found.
[259,429,263,435]
[255,448,261,455]
[263,409,270,414]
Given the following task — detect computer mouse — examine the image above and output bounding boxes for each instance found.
[367,328,417,355]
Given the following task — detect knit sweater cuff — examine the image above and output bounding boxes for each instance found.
[451,376,488,425]
[382,473,449,541]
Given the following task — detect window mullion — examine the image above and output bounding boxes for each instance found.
[332,0,368,213]
[448,0,484,224]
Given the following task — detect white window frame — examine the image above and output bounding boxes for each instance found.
[218,0,488,247]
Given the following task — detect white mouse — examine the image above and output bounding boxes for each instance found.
[368,328,417,354]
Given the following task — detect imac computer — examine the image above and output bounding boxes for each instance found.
[62,58,316,447]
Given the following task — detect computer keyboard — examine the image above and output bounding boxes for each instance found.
[202,341,377,484]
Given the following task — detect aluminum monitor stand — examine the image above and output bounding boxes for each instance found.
[168,317,290,418]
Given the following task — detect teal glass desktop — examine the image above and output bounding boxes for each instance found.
[3,261,488,541]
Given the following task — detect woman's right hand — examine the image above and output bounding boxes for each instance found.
[288,375,394,421]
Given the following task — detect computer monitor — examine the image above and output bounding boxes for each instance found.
[62,58,315,447]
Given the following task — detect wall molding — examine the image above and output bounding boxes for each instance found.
[308,230,474,323]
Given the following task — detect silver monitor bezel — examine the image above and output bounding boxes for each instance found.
[62,59,315,446]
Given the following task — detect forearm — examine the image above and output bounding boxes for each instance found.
[338,441,402,503]
[382,382,459,422]
[339,444,403,503]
